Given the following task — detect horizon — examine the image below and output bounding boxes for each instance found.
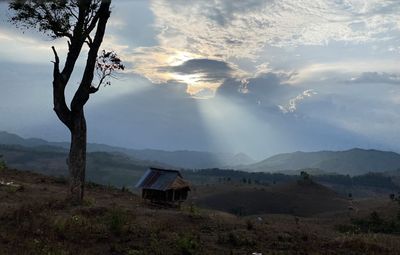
[1,130,399,162]
[1,1,400,159]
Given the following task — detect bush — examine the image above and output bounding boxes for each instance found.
[176,234,198,255]
[246,219,254,230]
[338,211,400,234]
[218,231,255,247]
[53,215,93,240]
[53,175,67,185]
[105,207,128,235]
[0,155,6,170]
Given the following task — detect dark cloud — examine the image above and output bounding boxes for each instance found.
[348,72,400,85]
[217,72,297,107]
[160,58,234,82]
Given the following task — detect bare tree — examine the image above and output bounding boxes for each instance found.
[9,0,124,204]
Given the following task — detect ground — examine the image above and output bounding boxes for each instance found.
[1,168,400,255]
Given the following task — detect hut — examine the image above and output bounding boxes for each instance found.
[135,167,190,205]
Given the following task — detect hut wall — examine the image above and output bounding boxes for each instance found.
[142,187,190,203]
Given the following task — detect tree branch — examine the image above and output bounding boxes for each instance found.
[51,46,72,129]
[51,46,60,75]
[71,0,111,112]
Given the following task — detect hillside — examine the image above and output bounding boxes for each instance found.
[1,168,400,254]
[0,144,159,188]
[0,131,254,169]
[245,148,400,175]
[193,181,349,217]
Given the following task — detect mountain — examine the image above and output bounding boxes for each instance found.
[0,131,49,147]
[244,148,400,175]
[0,143,165,188]
[0,131,254,169]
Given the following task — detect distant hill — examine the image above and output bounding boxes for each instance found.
[243,148,400,175]
[0,131,254,169]
[0,144,163,188]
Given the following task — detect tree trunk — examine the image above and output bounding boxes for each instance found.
[68,110,87,204]
[48,0,112,204]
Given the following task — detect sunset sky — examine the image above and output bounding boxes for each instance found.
[0,0,399,159]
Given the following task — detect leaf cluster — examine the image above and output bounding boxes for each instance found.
[9,0,103,39]
[95,50,125,87]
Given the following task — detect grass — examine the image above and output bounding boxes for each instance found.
[338,211,400,235]
[176,233,199,255]
[104,207,129,235]
[1,168,400,254]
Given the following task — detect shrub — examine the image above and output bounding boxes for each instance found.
[105,207,128,235]
[222,231,256,247]
[82,197,96,207]
[53,175,67,185]
[176,234,198,255]
[0,155,6,170]
[53,215,92,240]
[338,211,400,234]
[246,219,254,230]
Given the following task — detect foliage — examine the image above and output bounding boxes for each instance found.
[96,50,125,84]
[300,171,310,181]
[246,219,254,230]
[176,234,199,255]
[184,168,400,190]
[338,211,400,235]
[0,155,6,170]
[52,214,101,241]
[53,175,68,185]
[9,0,76,38]
[390,193,400,205]
[104,207,128,235]
[219,231,256,247]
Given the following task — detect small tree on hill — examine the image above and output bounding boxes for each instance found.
[9,0,124,204]
[300,171,310,181]
[0,155,6,170]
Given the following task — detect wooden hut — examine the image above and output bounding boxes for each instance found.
[135,167,190,205]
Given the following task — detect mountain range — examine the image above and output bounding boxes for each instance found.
[0,131,254,169]
[1,131,400,176]
[243,148,400,175]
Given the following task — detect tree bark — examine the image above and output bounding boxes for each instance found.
[68,110,87,204]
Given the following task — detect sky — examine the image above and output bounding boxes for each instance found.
[0,0,399,160]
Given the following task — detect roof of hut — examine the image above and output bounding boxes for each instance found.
[135,167,190,191]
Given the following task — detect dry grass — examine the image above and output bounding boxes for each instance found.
[0,168,400,255]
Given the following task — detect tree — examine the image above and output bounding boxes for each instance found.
[9,0,124,204]
[300,171,310,181]
[0,155,6,171]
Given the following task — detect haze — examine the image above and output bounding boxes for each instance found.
[0,0,399,160]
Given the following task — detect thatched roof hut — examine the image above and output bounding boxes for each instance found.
[135,167,190,205]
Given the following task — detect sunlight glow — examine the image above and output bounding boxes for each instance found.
[195,95,290,158]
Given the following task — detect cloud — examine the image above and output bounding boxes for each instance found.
[348,72,400,85]
[123,0,400,98]
[278,89,318,114]
[151,0,400,55]
[216,71,312,114]
[289,60,400,84]
[160,59,234,82]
